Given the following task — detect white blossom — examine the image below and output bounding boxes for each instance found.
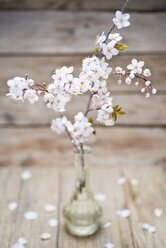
[81,56,112,83]
[108,33,122,42]
[91,80,108,95]
[115,67,123,73]
[143,69,151,77]
[113,10,130,29]
[70,112,94,145]
[24,89,39,104]
[127,59,144,74]
[51,116,69,134]
[97,109,114,126]
[95,32,106,50]
[92,92,110,109]
[102,42,119,60]
[6,77,31,102]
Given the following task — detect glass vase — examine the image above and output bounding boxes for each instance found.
[63,146,102,237]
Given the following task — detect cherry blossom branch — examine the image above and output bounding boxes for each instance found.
[105,0,131,42]
[84,0,131,117]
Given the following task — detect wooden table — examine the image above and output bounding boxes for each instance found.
[0,1,166,247]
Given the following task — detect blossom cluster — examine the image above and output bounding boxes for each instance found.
[7,76,39,104]
[51,113,94,145]
[114,59,157,98]
[6,9,157,149]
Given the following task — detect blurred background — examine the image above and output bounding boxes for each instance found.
[0,0,166,168]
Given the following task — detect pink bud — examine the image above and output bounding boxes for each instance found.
[141,88,145,93]
[122,70,126,75]
[145,92,150,98]
[43,83,46,87]
[135,82,139,86]
[25,74,28,80]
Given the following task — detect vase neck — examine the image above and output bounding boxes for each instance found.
[74,147,91,192]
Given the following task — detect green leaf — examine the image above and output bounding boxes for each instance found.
[112,112,117,122]
[116,111,126,115]
[93,46,99,53]
[88,118,94,126]
[115,43,128,52]
[113,105,119,110]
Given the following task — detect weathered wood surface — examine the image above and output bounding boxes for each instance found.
[1,94,165,126]
[1,127,166,167]
[0,12,166,54]
[1,54,165,94]
[0,0,166,11]
[0,165,166,247]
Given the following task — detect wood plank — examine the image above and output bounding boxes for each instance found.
[0,127,166,167]
[0,12,166,54]
[0,166,60,248]
[122,165,166,248]
[0,0,166,11]
[1,165,166,247]
[0,54,165,94]
[0,94,165,126]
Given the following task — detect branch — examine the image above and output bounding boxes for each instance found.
[85,0,131,117]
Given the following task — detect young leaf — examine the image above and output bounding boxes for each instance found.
[112,112,117,122]
[93,46,99,54]
[115,43,128,52]
[116,111,126,115]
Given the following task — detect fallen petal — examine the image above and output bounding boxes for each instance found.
[8,202,18,211]
[104,242,115,248]
[117,177,126,185]
[40,232,52,240]
[142,223,150,230]
[116,209,130,218]
[24,211,38,220]
[18,237,27,245]
[94,194,106,201]
[154,208,162,217]
[21,170,32,180]
[103,222,112,228]
[148,226,156,233]
[130,179,139,185]
[49,218,59,227]
[45,204,56,213]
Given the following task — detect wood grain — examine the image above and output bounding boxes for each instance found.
[1,54,165,94]
[1,94,165,126]
[0,0,166,11]
[0,12,166,54]
[0,165,166,247]
[0,127,166,167]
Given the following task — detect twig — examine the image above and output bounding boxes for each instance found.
[85,0,131,117]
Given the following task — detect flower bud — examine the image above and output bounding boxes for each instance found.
[152,88,157,94]
[145,81,151,86]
